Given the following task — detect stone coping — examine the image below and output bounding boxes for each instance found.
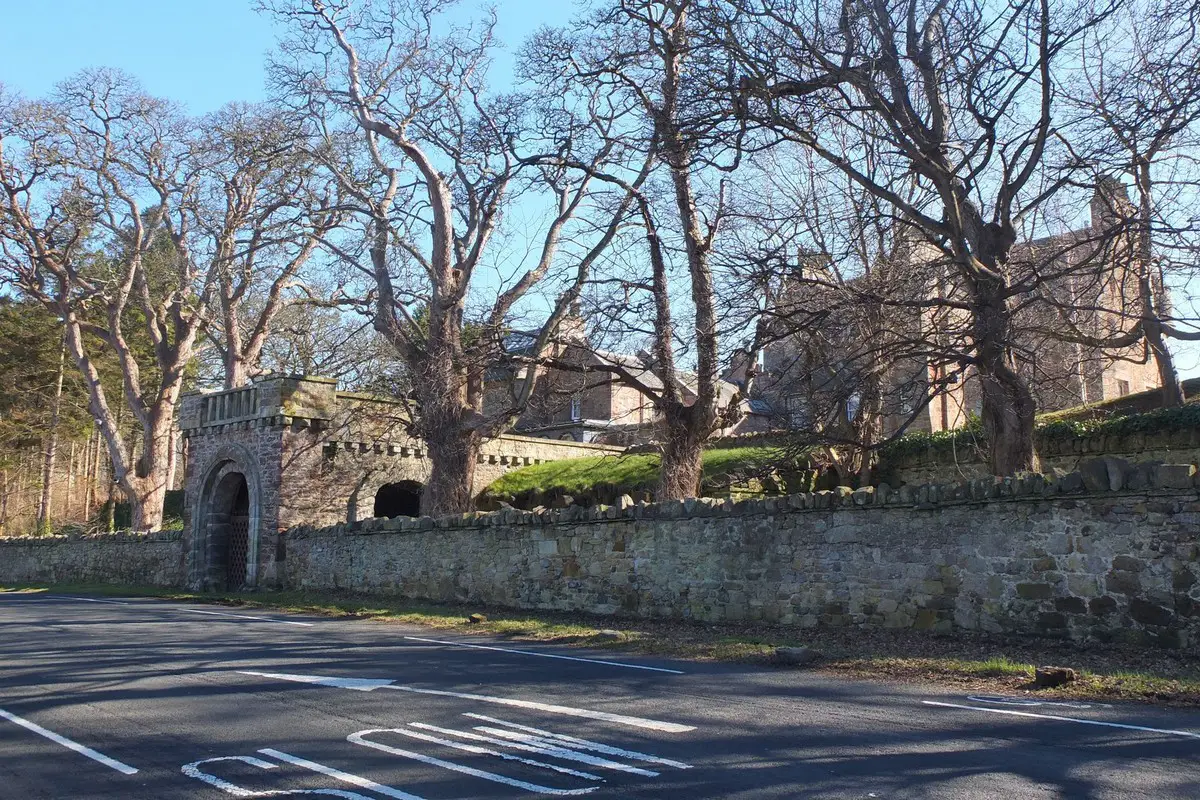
[282,458,1200,540]
[0,530,183,545]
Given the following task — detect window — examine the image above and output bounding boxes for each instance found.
[1117,379,1130,397]
[569,395,582,420]
[785,395,810,427]
[846,392,861,421]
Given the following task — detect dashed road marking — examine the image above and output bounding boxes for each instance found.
[402,635,685,674]
[238,670,696,733]
[178,608,315,627]
[49,595,314,627]
[922,701,1200,740]
[0,707,138,775]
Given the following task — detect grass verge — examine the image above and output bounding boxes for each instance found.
[6,582,1199,707]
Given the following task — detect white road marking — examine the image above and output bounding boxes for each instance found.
[409,721,655,777]
[470,726,659,776]
[403,635,685,674]
[237,671,695,733]
[50,594,314,627]
[258,748,424,800]
[183,755,279,796]
[965,694,1106,710]
[922,701,1200,740]
[182,755,375,798]
[0,707,138,775]
[58,596,130,605]
[347,729,598,796]
[395,724,604,779]
[464,713,694,769]
[179,608,315,627]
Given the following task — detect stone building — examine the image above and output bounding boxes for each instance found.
[179,374,620,592]
[489,310,770,444]
[759,181,1163,436]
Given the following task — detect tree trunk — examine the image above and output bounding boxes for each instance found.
[123,409,175,532]
[84,426,99,518]
[658,406,705,501]
[66,440,77,521]
[37,333,67,536]
[422,424,480,517]
[1145,317,1184,407]
[166,424,179,491]
[974,295,1037,475]
[0,469,9,537]
[1135,162,1184,407]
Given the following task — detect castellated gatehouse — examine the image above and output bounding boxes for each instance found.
[178,375,620,592]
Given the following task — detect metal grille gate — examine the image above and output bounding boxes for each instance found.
[227,515,250,590]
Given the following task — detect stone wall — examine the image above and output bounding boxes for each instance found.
[283,461,1200,650]
[881,428,1200,486]
[0,531,184,587]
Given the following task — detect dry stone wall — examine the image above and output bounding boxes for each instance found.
[284,460,1200,651]
[0,531,183,587]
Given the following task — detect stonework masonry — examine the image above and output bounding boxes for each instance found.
[0,531,183,587]
[4,458,1197,652]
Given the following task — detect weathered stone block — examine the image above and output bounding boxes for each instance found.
[1016,582,1055,600]
[1154,463,1196,490]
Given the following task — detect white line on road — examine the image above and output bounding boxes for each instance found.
[396,724,604,780]
[182,755,378,798]
[0,707,138,775]
[237,671,696,733]
[402,635,685,674]
[59,596,130,605]
[178,608,315,627]
[258,748,425,800]
[922,701,1200,740]
[409,721,655,777]
[470,726,660,776]
[50,594,314,627]
[348,729,599,796]
[463,713,694,768]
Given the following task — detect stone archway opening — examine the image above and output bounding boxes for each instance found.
[374,480,423,518]
[204,472,251,590]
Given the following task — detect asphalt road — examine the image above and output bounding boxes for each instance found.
[0,594,1197,799]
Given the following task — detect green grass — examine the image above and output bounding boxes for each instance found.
[485,445,789,498]
[6,582,1199,706]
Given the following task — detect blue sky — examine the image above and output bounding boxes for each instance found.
[0,0,575,114]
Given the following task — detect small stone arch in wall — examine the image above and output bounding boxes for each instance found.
[190,445,263,591]
[373,480,423,518]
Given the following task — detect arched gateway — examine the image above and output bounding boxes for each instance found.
[189,444,263,591]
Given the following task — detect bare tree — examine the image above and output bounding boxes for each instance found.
[715,0,1114,474]
[1049,0,1200,405]
[0,74,347,530]
[0,72,204,531]
[527,0,764,500]
[729,142,959,483]
[261,0,634,514]
[195,104,343,389]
